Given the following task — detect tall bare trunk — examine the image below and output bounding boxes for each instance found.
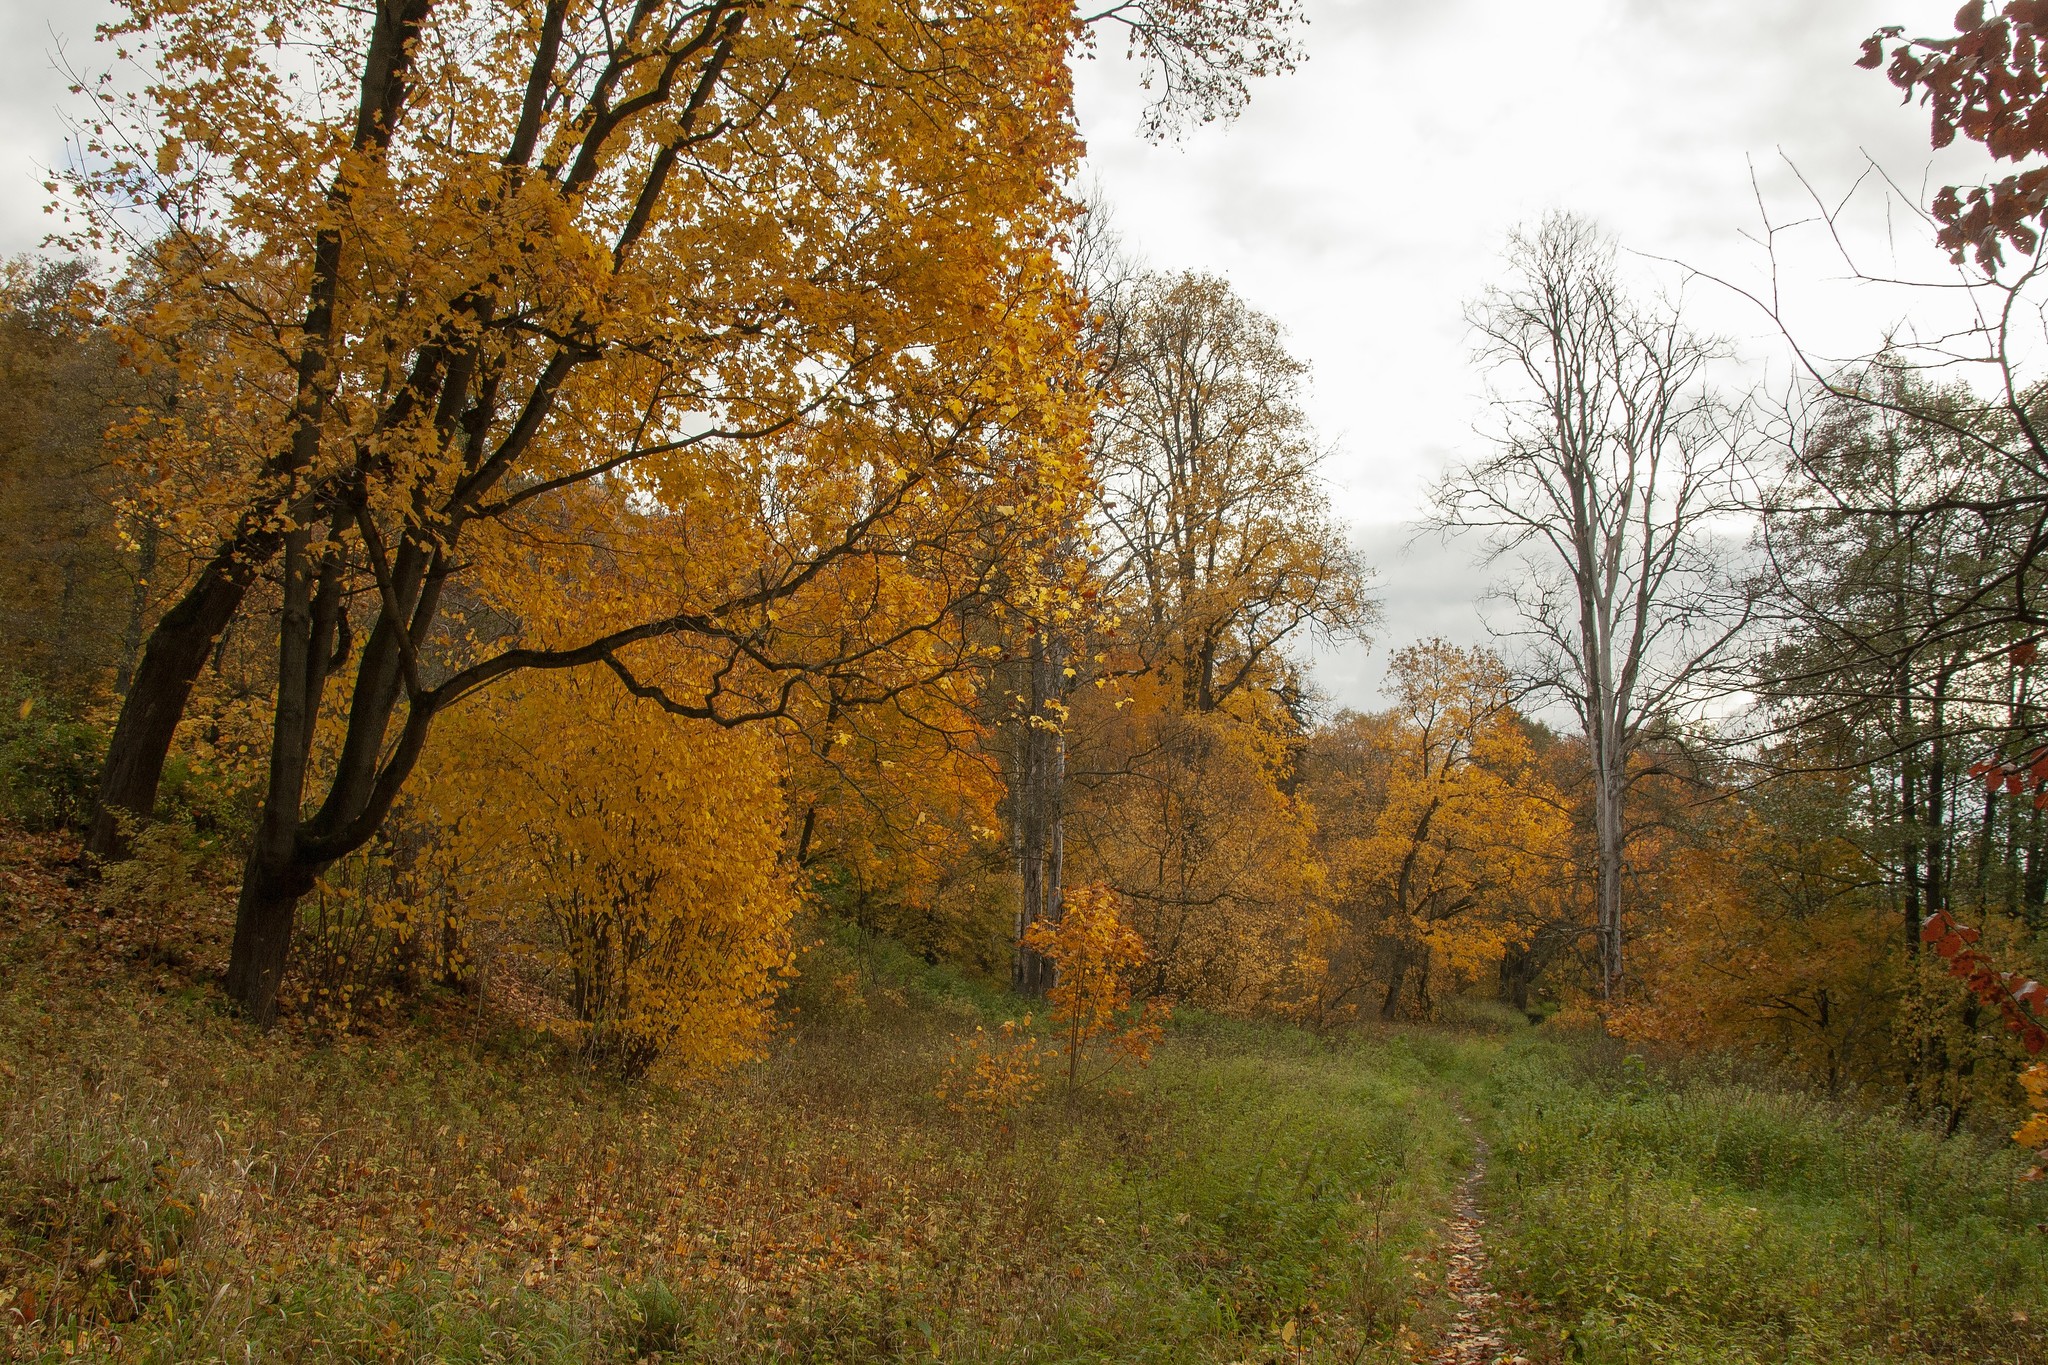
[1011,631,1065,996]
[1592,753,1626,998]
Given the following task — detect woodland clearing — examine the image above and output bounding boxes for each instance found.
[3,830,2044,1365]
[8,3,2048,1362]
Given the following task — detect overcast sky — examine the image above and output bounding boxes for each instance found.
[1071,0,1997,710]
[0,0,2006,711]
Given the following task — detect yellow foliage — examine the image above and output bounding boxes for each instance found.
[785,678,1010,967]
[1302,641,1570,1020]
[1066,678,1320,1012]
[73,0,1100,1027]
[2018,1065,2048,1163]
[935,1017,1050,1116]
[416,670,798,1077]
[1023,881,1167,1088]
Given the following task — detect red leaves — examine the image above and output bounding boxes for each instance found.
[1863,5,2048,267]
[1920,908,2048,1053]
[1967,743,2048,796]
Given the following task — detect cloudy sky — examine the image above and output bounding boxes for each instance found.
[0,0,2005,709]
[1070,0,1997,708]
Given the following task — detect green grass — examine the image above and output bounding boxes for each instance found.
[0,908,1477,1363]
[1474,1034,2048,1364]
[11,834,2046,1365]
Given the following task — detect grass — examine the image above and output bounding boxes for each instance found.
[1474,1035,2048,1364]
[0,836,1477,1363]
[7,821,2046,1364]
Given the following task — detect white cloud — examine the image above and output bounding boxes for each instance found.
[1076,0,2000,708]
[0,1,2009,711]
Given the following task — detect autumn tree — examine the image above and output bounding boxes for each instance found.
[1433,213,1752,999]
[1614,770,1901,1093]
[784,664,1012,972]
[1021,880,1164,1087]
[1066,678,1320,1011]
[1024,266,1369,1011]
[59,0,1104,1026]
[1094,269,1372,716]
[1301,641,1571,1021]
[998,235,1371,997]
[414,668,798,1076]
[1080,0,1305,138]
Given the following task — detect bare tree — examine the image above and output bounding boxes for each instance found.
[1432,213,1753,998]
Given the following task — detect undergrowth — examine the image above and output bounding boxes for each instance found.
[0,835,1474,1363]
[1477,1034,2048,1364]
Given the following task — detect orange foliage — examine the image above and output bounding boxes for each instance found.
[1023,882,1168,1088]
[414,670,800,1078]
[935,1018,1050,1117]
[1614,798,1898,1091]
[1065,675,1321,1012]
[1916,905,2048,1170]
[1302,642,1570,1021]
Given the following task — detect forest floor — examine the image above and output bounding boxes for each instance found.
[4,830,2048,1364]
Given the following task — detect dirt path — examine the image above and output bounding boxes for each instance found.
[1431,1119,1524,1365]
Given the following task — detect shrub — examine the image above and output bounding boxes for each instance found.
[0,682,105,833]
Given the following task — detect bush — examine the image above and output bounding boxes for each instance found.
[0,679,105,833]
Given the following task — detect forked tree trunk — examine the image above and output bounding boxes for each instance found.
[86,0,435,866]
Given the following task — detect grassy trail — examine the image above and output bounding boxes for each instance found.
[1,904,1487,1362]
[1430,1119,1516,1365]
[4,864,2048,1362]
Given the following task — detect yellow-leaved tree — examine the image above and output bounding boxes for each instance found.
[1302,641,1570,1021]
[416,668,797,1077]
[1022,881,1165,1088]
[1028,264,1366,1012]
[1067,677,1321,1012]
[783,664,1011,971]
[66,0,1095,1023]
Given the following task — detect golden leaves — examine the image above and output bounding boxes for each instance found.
[415,668,799,1078]
[1024,881,1168,1084]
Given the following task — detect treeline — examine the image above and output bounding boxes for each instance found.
[9,0,2048,1159]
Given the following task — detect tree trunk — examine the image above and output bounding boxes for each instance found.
[1900,670,1922,952]
[222,517,354,1024]
[1926,675,1949,919]
[2024,801,2047,929]
[86,552,263,859]
[224,844,320,1028]
[1379,946,1410,1021]
[1011,631,1064,997]
[1592,748,1626,998]
[1499,940,1537,1013]
[89,0,434,866]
